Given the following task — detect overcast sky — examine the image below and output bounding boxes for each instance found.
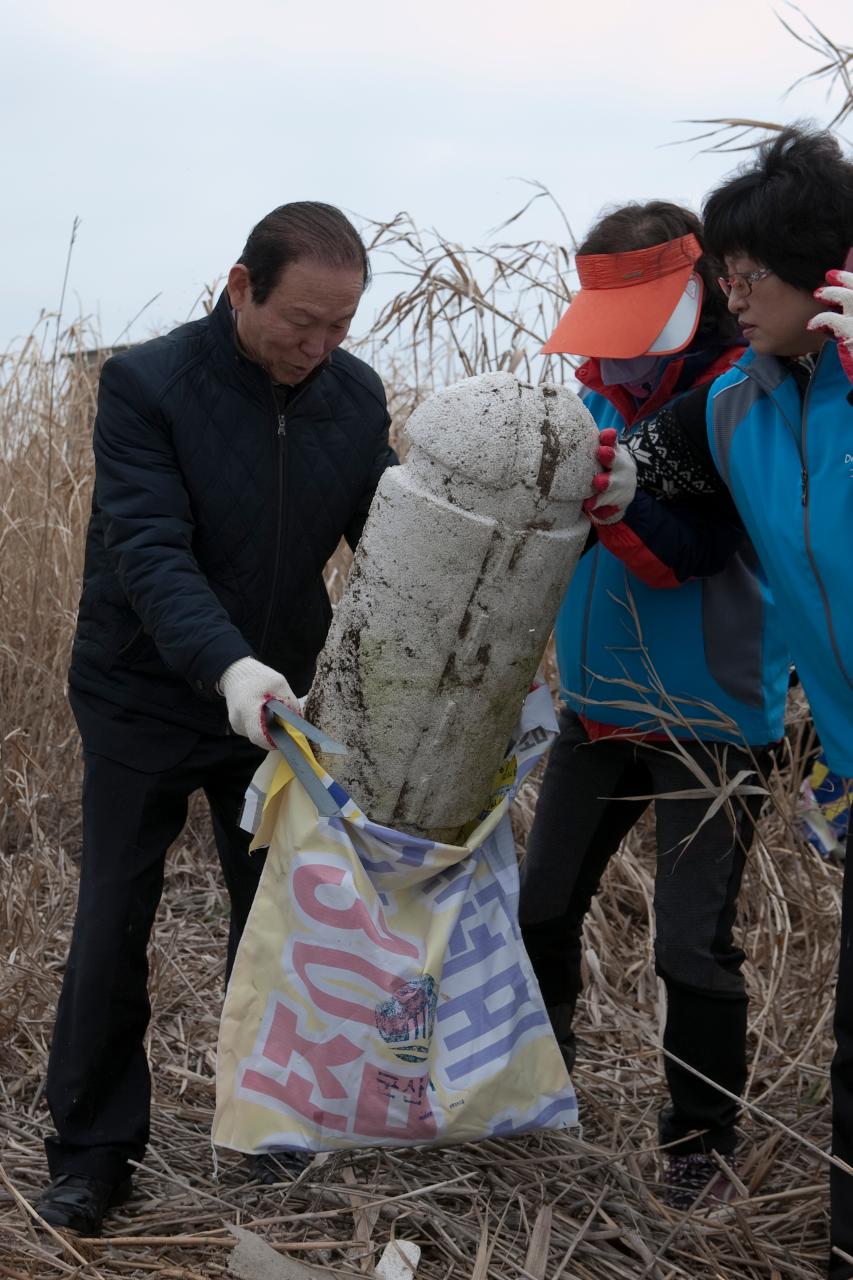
[2,0,848,351]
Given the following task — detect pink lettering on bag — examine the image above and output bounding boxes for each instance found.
[240,1066,348,1132]
[261,1001,360,1099]
[353,1061,437,1141]
[292,941,401,1024]
[292,863,419,958]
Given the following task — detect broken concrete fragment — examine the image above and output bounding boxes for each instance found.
[227,1225,326,1280]
[374,1240,421,1280]
[307,372,598,842]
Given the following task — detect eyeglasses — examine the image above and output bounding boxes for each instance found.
[717,268,774,297]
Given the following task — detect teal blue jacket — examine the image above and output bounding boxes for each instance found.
[556,386,790,745]
[706,343,853,774]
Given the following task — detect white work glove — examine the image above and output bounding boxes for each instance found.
[219,656,300,750]
[582,427,637,525]
[808,267,853,386]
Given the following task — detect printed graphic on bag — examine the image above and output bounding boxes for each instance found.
[375,976,438,1063]
[213,681,578,1154]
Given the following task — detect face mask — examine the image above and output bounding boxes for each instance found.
[599,354,665,389]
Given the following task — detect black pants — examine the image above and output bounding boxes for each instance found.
[519,707,768,1157]
[831,822,853,1277]
[44,714,265,1185]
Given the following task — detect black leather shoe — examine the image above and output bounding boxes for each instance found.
[249,1151,312,1185]
[36,1174,132,1236]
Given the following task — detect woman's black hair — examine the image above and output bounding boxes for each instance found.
[579,200,739,346]
[702,124,853,292]
[237,202,370,304]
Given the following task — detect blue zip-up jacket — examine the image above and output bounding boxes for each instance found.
[556,385,790,745]
[706,343,853,773]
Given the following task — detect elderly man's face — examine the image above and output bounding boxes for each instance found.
[227,259,364,385]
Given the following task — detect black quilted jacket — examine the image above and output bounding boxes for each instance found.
[69,289,395,734]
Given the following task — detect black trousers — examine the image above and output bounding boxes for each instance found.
[519,707,768,1158]
[830,821,853,1277]
[44,712,265,1185]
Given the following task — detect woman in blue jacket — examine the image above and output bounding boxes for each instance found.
[519,202,790,1208]
[610,126,853,1279]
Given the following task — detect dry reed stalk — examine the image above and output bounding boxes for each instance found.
[352,188,578,409]
[679,4,851,151]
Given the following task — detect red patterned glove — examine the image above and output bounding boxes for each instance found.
[583,427,637,525]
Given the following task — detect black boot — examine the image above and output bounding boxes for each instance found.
[249,1151,312,1184]
[547,1003,577,1072]
[36,1174,132,1236]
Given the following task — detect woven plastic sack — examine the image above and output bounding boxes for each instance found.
[213,680,577,1154]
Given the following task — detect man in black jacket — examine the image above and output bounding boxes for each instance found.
[37,202,396,1234]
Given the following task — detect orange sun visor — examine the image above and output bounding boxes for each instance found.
[543,232,704,359]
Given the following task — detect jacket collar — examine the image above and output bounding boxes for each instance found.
[735,340,847,407]
[577,341,745,428]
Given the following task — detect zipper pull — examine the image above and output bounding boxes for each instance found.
[277,413,286,438]
[801,468,808,506]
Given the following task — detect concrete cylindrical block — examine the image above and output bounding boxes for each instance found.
[306,371,599,843]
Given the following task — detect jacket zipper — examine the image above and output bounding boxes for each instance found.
[257,378,314,659]
[117,623,144,657]
[579,543,599,709]
[755,351,853,694]
[258,393,287,658]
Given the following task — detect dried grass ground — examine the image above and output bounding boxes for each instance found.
[0,772,844,1279]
